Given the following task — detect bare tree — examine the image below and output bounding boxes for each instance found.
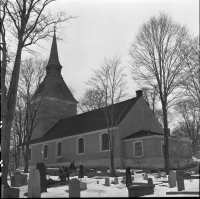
[172,99,200,155]
[87,55,127,176]
[129,13,190,174]
[1,0,75,186]
[78,89,106,113]
[11,58,46,173]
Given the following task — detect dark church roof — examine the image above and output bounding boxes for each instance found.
[122,130,163,141]
[31,31,78,103]
[30,96,141,145]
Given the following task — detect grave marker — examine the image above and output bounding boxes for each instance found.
[157,170,161,178]
[105,178,110,186]
[36,162,47,193]
[176,170,185,191]
[144,173,148,180]
[14,172,22,187]
[80,181,87,190]
[3,188,20,198]
[168,171,176,188]
[69,178,80,198]
[122,176,126,184]
[79,165,84,178]
[126,167,132,187]
[114,177,119,184]
[28,169,41,198]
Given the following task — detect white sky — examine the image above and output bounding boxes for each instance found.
[28,0,199,101]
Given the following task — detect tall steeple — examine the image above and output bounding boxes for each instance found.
[46,30,62,76]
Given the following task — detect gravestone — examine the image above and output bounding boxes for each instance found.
[157,170,161,178]
[69,162,76,170]
[1,185,4,198]
[148,178,153,186]
[80,181,87,190]
[168,171,176,188]
[163,172,167,179]
[131,176,134,181]
[126,167,132,187]
[3,188,20,198]
[144,173,148,180]
[105,178,110,186]
[79,165,84,178]
[28,169,41,198]
[14,172,22,187]
[36,162,47,193]
[69,178,80,198]
[122,176,126,184]
[114,177,119,184]
[176,170,185,191]
[127,184,154,197]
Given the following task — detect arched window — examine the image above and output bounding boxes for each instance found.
[56,141,62,157]
[43,144,48,159]
[77,137,85,154]
[133,141,144,157]
[101,133,109,151]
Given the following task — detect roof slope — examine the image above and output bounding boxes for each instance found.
[30,96,140,144]
[32,75,78,103]
[122,130,163,140]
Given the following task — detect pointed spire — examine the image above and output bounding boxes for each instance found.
[47,29,61,67]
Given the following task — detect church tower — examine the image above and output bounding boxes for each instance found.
[31,31,78,140]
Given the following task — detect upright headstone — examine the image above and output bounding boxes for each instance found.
[69,178,80,198]
[80,181,87,190]
[122,176,126,184]
[176,170,185,191]
[148,178,153,186]
[105,178,110,186]
[168,171,176,188]
[163,172,167,179]
[126,167,132,187]
[36,162,47,193]
[79,165,84,178]
[28,169,41,198]
[114,177,119,184]
[3,188,20,198]
[14,172,22,187]
[157,170,161,178]
[144,173,148,180]
[21,174,28,186]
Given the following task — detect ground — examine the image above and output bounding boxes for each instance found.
[7,170,200,198]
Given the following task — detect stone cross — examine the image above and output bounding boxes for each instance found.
[105,178,110,186]
[69,178,80,198]
[28,169,41,198]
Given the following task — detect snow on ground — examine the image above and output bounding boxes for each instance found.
[8,172,199,198]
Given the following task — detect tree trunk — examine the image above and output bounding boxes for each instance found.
[24,144,29,173]
[1,42,23,186]
[110,134,116,177]
[162,103,170,175]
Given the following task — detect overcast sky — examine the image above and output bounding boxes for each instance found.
[29,0,199,101]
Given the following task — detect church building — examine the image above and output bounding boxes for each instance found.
[19,31,192,171]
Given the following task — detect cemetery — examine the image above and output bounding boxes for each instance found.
[2,163,199,198]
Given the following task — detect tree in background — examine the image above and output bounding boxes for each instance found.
[78,89,106,113]
[11,58,46,173]
[86,55,127,176]
[1,0,75,187]
[129,13,190,174]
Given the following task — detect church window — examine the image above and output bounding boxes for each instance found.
[56,141,62,157]
[43,144,48,159]
[100,133,110,151]
[77,137,85,154]
[133,141,144,157]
